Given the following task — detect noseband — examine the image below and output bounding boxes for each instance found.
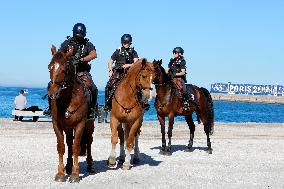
[48,62,71,99]
[114,64,154,113]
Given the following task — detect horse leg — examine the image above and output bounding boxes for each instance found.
[157,114,167,154]
[86,120,95,173]
[65,129,73,175]
[118,123,125,165]
[205,126,213,154]
[132,133,140,165]
[69,121,85,183]
[185,115,195,152]
[107,117,119,167]
[53,125,66,182]
[165,114,174,155]
[123,119,141,170]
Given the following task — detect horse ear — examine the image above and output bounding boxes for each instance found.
[51,45,57,55]
[141,58,147,68]
[159,59,163,65]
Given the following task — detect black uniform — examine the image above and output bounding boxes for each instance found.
[59,37,96,72]
[104,46,139,110]
[59,36,98,118]
[111,47,138,66]
[168,57,187,82]
[168,57,192,105]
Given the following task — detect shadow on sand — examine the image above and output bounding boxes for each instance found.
[78,152,162,180]
[151,144,209,154]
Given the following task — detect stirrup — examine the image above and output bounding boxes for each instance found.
[142,103,150,111]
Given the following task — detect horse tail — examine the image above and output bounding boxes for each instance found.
[199,87,214,135]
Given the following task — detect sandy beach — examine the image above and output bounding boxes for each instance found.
[0,118,283,189]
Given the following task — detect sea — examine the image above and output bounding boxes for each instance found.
[1,86,284,123]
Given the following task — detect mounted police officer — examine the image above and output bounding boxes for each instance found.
[167,47,195,111]
[44,23,98,119]
[105,34,150,111]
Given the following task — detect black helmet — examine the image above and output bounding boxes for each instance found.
[173,47,184,55]
[73,23,86,38]
[121,34,132,44]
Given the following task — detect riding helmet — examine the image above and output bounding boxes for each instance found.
[73,23,86,38]
[173,47,184,55]
[121,34,132,44]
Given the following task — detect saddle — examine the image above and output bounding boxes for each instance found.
[105,68,127,108]
[172,78,197,104]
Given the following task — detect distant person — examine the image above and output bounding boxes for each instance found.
[14,90,27,120]
[166,47,196,110]
[104,34,149,111]
[44,23,98,119]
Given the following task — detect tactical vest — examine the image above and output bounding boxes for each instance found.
[170,57,187,82]
[67,37,91,72]
[115,47,135,66]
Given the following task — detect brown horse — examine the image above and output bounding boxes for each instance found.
[153,60,214,154]
[107,59,156,170]
[48,45,94,183]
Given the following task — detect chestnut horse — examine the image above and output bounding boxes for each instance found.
[48,45,94,182]
[153,60,214,154]
[107,59,156,170]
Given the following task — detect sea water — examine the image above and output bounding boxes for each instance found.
[1,86,284,123]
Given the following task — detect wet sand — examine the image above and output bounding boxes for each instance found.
[0,118,283,188]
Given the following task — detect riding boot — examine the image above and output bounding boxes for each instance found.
[104,85,111,112]
[88,88,98,119]
[142,99,150,111]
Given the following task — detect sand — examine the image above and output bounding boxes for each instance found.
[0,118,283,189]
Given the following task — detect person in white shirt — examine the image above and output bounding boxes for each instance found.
[14,90,27,120]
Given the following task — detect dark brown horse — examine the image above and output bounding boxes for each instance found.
[48,45,94,182]
[153,60,214,154]
[107,59,156,170]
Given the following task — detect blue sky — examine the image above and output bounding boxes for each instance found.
[0,0,283,90]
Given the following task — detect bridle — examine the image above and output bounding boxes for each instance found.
[114,64,154,113]
[48,61,72,100]
[153,64,173,109]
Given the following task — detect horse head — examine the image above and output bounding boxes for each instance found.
[152,59,169,85]
[48,45,75,99]
[127,59,156,103]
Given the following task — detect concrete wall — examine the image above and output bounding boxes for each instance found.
[211,93,284,104]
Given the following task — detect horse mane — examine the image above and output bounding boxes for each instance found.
[127,59,147,73]
[158,64,171,84]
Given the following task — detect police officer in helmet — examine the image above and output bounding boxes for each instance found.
[105,34,150,111]
[44,23,98,119]
[167,47,195,111]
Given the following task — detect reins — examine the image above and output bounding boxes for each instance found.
[113,65,153,114]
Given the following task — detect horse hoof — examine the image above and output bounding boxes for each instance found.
[132,157,140,165]
[207,148,213,154]
[159,150,172,156]
[118,158,125,165]
[87,165,95,173]
[107,158,117,167]
[54,174,66,182]
[69,175,80,183]
[122,163,131,170]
